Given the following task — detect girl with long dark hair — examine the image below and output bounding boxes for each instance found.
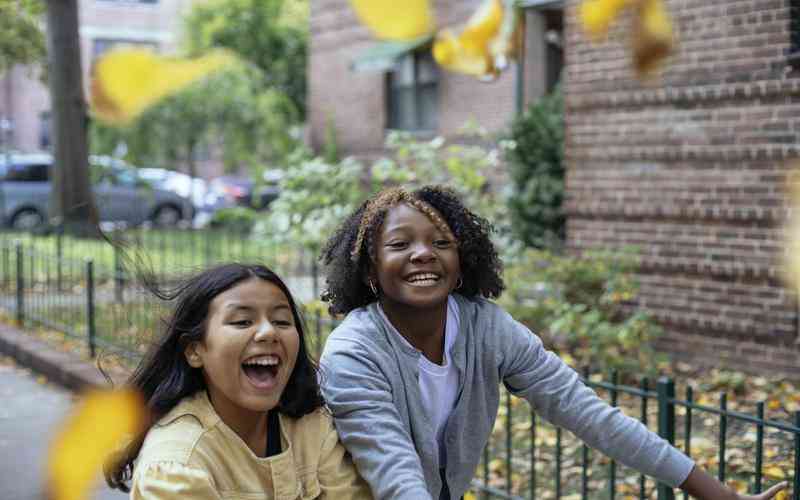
[106,263,370,499]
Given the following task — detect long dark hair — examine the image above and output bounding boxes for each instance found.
[106,263,323,491]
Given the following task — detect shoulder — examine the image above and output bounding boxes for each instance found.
[321,306,387,364]
[282,407,334,436]
[452,293,516,333]
[280,408,340,454]
[137,393,216,468]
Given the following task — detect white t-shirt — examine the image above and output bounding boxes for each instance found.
[378,296,460,465]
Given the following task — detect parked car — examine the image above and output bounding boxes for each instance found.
[0,154,194,230]
[140,167,227,210]
[209,174,280,211]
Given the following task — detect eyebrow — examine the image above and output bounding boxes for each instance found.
[223,303,292,313]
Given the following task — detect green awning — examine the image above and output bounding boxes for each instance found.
[350,35,432,73]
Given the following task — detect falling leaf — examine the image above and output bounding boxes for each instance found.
[579,0,674,78]
[90,48,235,125]
[580,0,632,38]
[47,389,146,500]
[348,0,435,41]
[784,168,800,294]
[432,0,519,78]
[631,0,674,75]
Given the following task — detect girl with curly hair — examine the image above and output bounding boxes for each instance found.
[318,185,785,500]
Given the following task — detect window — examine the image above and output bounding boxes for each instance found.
[96,0,157,4]
[523,3,564,100]
[4,163,49,182]
[39,111,51,150]
[91,38,158,63]
[791,0,800,68]
[386,51,438,132]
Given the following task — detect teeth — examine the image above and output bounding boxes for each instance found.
[243,355,279,366]
[407,273,439,282]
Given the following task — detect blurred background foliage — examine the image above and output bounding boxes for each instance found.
[506,87,565,251]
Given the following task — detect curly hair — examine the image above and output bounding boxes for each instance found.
[320,185,504,315]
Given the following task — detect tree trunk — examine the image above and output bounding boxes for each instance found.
[45,0,99,237]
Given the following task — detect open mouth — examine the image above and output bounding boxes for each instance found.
[405,272,441,287]
[241,354,280,389]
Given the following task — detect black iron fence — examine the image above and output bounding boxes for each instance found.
[0,229,798,499]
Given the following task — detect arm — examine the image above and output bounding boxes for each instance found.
[131,461,221,500]
[317,414,373,500]
[320,340,432,500]
[679,466,787,499]
[494,308,692,486]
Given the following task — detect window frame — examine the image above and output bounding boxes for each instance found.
[385,49,439,134]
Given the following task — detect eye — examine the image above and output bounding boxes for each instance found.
[229,319,252,328]
[434,239,454,248]
[386,240,408,249]
[273,319,294,328]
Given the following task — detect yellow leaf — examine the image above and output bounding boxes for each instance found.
[784,167,800,293]
[580,0,633,38]
[433,0,518,78]
[348,0,435,41]
[47,389,146,500]
[775,490,789,500]
[631,0,674,76]
[90,48,235,125]
[763,466,785,480]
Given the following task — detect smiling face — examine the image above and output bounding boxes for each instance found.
[372,203,461,315]
[185,277,300,426]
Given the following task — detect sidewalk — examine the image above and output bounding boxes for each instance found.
[0,322,129,391]
[0,356,128,500]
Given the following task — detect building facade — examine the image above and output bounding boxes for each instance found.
[564,0,800,375]
[310,0,800,375]
[0,0,195,155]
[308,0,564,155]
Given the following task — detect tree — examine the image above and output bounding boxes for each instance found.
[45,0,98,235]
[0,0,46,72]
[90,64,298,179]
[183,0,308,117]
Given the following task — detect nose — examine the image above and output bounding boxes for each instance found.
[409,242,436,263]
[253,320,277,343]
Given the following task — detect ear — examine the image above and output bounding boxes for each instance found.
[184,342,204,368]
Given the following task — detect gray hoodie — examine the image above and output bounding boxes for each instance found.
[320,294,694,500]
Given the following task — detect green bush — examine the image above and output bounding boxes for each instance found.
[256,130,511,252]
[210,206,260,233]
[498,248,665,375]
[506,88,564,250]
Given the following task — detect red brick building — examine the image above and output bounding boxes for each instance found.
[565,0,800,375]
[308,0,564,154]
[310,0,800,375]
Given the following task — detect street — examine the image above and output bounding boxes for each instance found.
[0,356,127,500]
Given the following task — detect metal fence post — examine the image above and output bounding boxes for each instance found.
[657,377,676,500]
[15,242,23,326]
[114,244,124,303]
[56,227,63,292]
[86,260,96,358]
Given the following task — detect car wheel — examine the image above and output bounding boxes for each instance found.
[10,209,45,231]
[151,205,182,227]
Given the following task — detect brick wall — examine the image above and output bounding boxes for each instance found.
[308,0,517,155]
[564,0,800,375]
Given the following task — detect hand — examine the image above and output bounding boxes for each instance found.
[680,466,788,500]
[735,481,788,500]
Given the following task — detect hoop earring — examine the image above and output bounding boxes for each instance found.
[368,278,378,296]
[456,277,463,290]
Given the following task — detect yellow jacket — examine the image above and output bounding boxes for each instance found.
[131,391,372,500]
